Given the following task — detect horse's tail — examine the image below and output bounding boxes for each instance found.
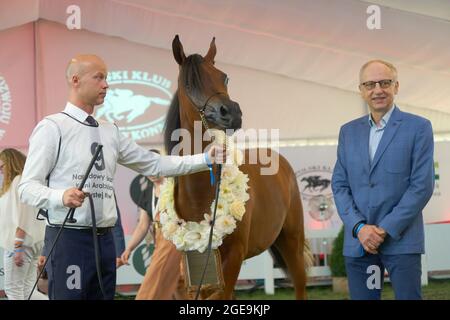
[303,239,314,271]
[268,163,314,280]
[269,238,314,279]
[268,245,286,271]
[290,169,314,272]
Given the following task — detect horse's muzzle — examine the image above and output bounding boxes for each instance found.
[206,101,242,131]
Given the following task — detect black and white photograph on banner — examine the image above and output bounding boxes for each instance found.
[1,0,450,312]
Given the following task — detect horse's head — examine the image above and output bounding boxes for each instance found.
[172,35,242,131]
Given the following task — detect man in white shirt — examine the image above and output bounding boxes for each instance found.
[18,54,224,300]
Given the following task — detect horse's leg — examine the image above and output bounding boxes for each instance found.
[273,230,307,300]
[205,241,246,300]
[273,189,307,300]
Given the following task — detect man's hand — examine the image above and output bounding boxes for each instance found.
[358,224,386,254]
[14,251,24,267]
[375,226,387,238]
[37,255,46,273]
[207,145,226,164]
[63,187,86,208]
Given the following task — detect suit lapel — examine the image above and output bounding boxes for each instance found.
[359,118,371,172]
[369,107,403,174]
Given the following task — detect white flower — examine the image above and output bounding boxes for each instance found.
[208,129,226,145]
[158,180,174,211]
[172,231,188,250]
[211,199,229,216]
[158,142,249,253]
[233,149,244,166]
[200,213,212,226]
[161,220,179,239]
[229,201,246,221]
[215,215,236,235]
[222,166,239,180]
[220,185,235,202]
[232,184,250,202]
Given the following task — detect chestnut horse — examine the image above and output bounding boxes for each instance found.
[164,35,307,299]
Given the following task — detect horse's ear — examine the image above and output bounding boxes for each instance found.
[172,35,186,65]
[204,37,216,64]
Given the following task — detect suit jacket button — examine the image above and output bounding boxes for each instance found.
[369,183,374,188]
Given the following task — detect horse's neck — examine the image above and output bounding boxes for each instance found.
[175,114,216,222]
[176,174,216,222]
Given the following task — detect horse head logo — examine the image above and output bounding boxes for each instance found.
[96,88,170,123]
[301,175,331,192]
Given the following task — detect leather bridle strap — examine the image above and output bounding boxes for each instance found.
[193,91,228,131]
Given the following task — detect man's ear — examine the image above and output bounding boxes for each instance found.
[71,74,80,87]
[394,81,399,94]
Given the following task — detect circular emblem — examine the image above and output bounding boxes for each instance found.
[296,165,335,222]
[129,174,154,214]
[95,70,173,142]
[0,75,13,141]
[132,243,155,276]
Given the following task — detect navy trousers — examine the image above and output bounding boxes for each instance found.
[345,253,422,300]
[44,226,116,300]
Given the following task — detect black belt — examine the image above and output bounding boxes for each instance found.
[78,227,112,236]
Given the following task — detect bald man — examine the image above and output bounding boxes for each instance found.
[19,54,224,300]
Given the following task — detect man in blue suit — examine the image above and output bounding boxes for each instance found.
[332,60,434,300]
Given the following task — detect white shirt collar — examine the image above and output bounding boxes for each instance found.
[63,102,91,123]
[368,104,395,129]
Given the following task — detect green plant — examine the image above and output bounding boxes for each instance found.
[329,226,347,277]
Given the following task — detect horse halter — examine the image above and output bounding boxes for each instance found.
[196,91,228,131]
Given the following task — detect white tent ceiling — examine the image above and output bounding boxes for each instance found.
[1,0,450,137]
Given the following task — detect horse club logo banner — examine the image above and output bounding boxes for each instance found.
[95,70,173,143]
[296,165,341,231]
[0,75,12,142]
[280,146,342,232]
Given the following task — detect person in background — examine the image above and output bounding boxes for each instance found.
[0,148,47,300]
[121,150,187,299]
[113,198,126,268]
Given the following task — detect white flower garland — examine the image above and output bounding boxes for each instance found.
[159,131,250,253]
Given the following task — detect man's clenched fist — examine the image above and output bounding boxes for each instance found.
[63,187,86,208]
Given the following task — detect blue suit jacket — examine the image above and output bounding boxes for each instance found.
[332,107,434,257]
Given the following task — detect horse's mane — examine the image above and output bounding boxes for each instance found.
[163,92,181,154]
[164,54,205,154]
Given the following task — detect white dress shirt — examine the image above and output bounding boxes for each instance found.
[18,102,208,228]
[368,105,395,164]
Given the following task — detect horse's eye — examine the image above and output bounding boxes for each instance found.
[224,76,229,86]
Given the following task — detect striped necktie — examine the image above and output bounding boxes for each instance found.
[86,116,98,126]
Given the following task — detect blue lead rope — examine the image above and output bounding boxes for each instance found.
[205,152,215,186]
[208,165,215,186]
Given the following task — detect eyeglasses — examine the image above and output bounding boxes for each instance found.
[360,79,395,90]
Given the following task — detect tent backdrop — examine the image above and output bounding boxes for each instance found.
[0,0,449,233]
